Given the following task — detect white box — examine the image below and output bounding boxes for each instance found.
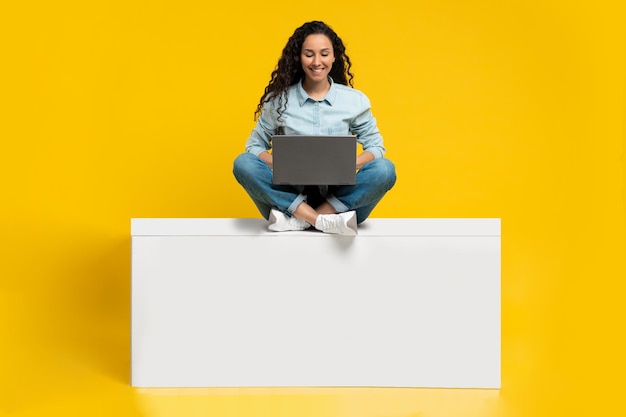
[131,218,500,388]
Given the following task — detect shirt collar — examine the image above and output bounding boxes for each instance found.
[296,76,337,106]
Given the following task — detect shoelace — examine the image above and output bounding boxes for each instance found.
[269,210,309,230]
[318,215,342,233]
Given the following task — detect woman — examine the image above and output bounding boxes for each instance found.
[233,21,396,236]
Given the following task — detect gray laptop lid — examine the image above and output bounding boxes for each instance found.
[271,135,356,185]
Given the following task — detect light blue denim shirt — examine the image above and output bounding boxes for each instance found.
[245,78,386,159]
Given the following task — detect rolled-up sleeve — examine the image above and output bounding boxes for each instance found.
[351,94,386,159]
[245,106,279,157]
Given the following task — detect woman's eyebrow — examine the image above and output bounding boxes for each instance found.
[303,48,332,52]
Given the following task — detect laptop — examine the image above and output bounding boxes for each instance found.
[271,135,357,185]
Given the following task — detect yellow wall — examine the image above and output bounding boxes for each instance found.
[2,0,625,416]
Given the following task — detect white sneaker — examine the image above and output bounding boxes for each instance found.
[314,211,358,236]
[268,209,311,232]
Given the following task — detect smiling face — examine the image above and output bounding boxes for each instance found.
[300,34,335,85]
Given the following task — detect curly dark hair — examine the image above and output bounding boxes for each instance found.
[254,21,354,121]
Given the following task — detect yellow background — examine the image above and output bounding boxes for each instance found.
[1,0,625,416]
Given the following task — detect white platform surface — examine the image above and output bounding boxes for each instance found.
[131,218,501,388]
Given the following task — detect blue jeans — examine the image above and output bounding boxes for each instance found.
[233,152,396,224]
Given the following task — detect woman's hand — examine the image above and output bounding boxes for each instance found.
[356,151,375,170]
[259,151,273,169]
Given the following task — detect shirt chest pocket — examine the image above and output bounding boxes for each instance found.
[326,122,350,135]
